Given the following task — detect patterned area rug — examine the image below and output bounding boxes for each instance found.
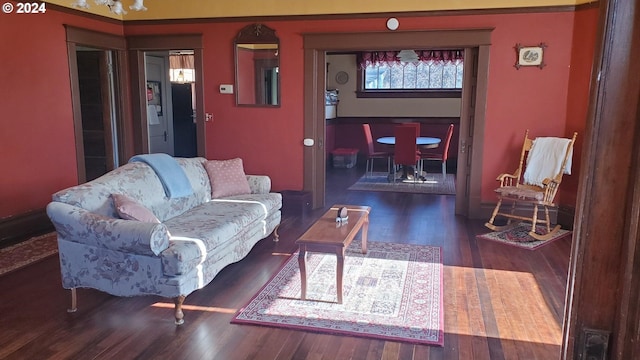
[477,224,572,250]
[348,172,455,195]
[0,233,58,276]
[232,241,444,346]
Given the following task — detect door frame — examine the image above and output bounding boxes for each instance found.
[127,34,206,156]
[65,26,131,184]
[144,53,175,155]
[302,29,492,216]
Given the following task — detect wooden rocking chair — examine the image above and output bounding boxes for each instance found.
[485,130,578,241]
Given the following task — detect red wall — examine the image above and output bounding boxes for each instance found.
[125,10,597,204]
[0,5,124,219]
[0,6,598,220]
[559,7,599,206]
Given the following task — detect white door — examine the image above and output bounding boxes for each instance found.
[145,54,174,155]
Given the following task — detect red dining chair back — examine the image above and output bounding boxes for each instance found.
[362,123,392,177]
[398,122,420,137]
[420,124,454,176]
[393,125,420,183]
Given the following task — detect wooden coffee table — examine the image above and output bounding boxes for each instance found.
[295,205,371,303]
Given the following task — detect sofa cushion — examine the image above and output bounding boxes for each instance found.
[205,158,251,198]
[162,193,281,254]
[112,194,161,223]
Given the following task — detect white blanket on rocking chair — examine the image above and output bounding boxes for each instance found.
[523,137,573,187]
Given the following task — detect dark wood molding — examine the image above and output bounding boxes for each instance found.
[66,41,86,184]
[562,0,640,358]
[235,23,278,44]
[0,210,53,248]
[356,90,462,99]
[122,5,580,26]
[47,1,591,27]
[48,3,122,25]
[326,116,460,126]
[304,29,494,50]
[64,25,126,49]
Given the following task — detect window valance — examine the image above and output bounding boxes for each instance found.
[357,50,464,68]
[169,54,194,70]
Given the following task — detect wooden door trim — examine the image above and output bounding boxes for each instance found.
[99,52,115,171]
[303,29,492,214]
[66,41,85,184]
[561,0,640,358]
[65,26,129,184]
[126,34,205,157]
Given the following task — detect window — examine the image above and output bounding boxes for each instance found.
[169,53,195,83]
[357,50,464,98]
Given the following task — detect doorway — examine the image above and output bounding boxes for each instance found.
[145,53,174,155]
[127,35,205,157]
[75,48,119,181]
[143,51,198,157]
[66,26,129,184]
[303,29,492,217]
[172,82,198,158]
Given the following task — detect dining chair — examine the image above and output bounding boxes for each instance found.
[398,122,420,137]
[396,123,420,173]
[393,125,421,184]
[362,123,392,177]
[419,124,454,177]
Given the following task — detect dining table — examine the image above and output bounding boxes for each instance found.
[376,136,442,182]
[376,136,441,149]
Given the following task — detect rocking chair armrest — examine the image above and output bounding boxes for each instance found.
[541,177,561,187]
[540,177,562,203]
[496,173,518,187]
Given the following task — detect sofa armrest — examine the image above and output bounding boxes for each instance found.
[46,202,170,256]
[246,175,271,194]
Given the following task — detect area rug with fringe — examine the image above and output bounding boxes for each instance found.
[0,232,58,276]
[348,172,455,195]
[476,224,572,250]
[232,240,444,346]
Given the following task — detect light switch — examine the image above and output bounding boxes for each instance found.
[219,84,233,94]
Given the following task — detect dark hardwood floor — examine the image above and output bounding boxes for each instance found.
[0,164,571,359]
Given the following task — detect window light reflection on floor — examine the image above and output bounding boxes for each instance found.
[444,265,563,345]
[151,302,237,314]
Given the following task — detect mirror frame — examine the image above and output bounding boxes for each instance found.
[234,23,280,107]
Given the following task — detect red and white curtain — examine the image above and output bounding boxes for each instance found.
[357,50,464,68]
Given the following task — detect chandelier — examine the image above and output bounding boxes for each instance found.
[71,0,147,15]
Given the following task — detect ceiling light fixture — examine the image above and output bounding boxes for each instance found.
[397,49,419,63]
[72,0,147,14]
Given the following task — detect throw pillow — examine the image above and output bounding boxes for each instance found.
[205,158,251,198]
[112,194,161,223]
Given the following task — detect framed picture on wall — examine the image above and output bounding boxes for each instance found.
[146,80,163,116]
[514,43,546,69]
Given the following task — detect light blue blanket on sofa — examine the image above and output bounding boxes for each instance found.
[129,153,193,198]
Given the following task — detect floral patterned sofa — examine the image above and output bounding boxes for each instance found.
[46,156,281,325]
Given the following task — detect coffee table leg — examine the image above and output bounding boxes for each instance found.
[336,250,344,304]
[298,247,307,300]
[361,213,369,254]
